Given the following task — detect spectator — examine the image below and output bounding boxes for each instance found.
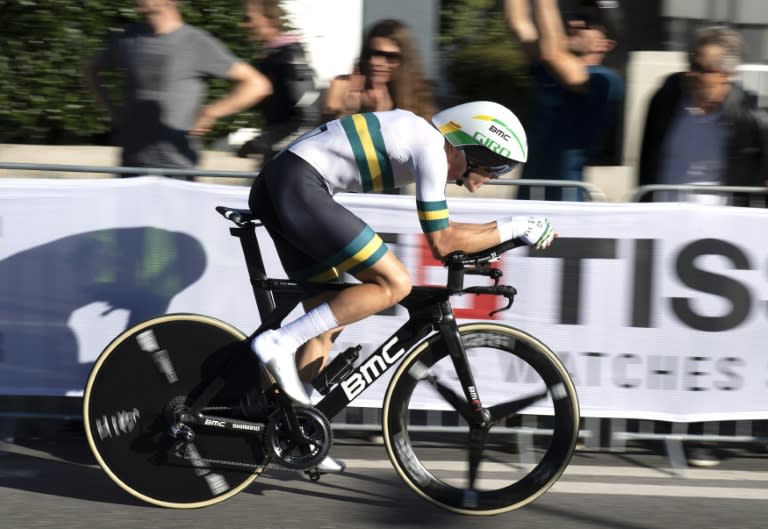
[87,0,271,173]
[322,18,436,121]
[236,0,321,167]
[638,25,768,206]
[506,0,624,201]
[640,26,768,466]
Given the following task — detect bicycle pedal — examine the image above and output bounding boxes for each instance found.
[303,468,322,481]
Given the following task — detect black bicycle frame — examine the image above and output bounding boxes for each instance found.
[224,221,494,428]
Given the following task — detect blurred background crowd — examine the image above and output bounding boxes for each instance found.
[1,0,766,203]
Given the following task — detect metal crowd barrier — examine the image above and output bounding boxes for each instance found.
[631,184,768,207]
[0,162,607,201]
[487,178,607,201]
[0,161,260,179]
[4,162,766,470]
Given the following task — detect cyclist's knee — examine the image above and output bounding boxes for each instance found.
[361,270,411,305]
[384,273,412,305]
[356,251,412,304]
[373,273,413,307]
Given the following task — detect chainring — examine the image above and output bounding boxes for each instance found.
[264,407,332,470]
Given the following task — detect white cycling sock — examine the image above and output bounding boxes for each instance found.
[251,303,339,363]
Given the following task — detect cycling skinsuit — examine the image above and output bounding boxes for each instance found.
[248,109,449,282]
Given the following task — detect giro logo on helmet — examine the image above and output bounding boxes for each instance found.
[431,101,528,166]
[473,132,512,157]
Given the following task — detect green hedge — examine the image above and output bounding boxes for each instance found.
[440,0,531,123]
[0,0,259,145]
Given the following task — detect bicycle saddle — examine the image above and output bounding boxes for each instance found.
[216,206,260,226]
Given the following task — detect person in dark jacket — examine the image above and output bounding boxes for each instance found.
[638,26,768,205]
[237,0,321,166]
[638,29,768,468]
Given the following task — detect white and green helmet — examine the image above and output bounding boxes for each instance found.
[431,101,528,177]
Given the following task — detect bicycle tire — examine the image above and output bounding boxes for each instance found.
[382,322,579,515]
[83,314,270,508]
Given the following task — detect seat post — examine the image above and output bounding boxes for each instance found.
[230,225,276,319]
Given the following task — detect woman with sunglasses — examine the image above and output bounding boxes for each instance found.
[322,18,436,121]
[248,100,555,475]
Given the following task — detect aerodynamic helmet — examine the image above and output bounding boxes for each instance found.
[431,101,527,178]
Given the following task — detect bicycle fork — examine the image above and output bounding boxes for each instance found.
[433,301,492,491]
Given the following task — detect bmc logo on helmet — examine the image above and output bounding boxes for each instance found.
[473,132,512,157]
[489,124,511,141]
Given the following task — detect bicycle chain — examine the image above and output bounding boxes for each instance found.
[176,446,269,471]
[173,404,270,472]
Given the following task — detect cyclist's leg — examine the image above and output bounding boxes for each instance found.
[253,251,410,405]
[296,252,411,382]
[296,293,345,382]
[294,249,412,380]
[325,250,411,323]
[294,250,412,381]
[248,152,411,405]
[294,299,347,475]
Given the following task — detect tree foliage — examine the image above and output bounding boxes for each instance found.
[440,0,531,122]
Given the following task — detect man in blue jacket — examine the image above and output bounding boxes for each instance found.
[638,26,768,205]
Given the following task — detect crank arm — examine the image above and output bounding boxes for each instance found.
[195,414,265,437]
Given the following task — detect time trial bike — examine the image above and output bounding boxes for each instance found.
[82,205,579,515]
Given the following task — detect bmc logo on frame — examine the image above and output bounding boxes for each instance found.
[341,337,406,400]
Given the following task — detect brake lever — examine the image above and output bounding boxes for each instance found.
[488,286,516,317]
[489,296,513,317]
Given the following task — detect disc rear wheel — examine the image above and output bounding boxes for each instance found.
[83,314,270,508]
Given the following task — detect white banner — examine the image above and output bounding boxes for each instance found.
[1,177,767,422]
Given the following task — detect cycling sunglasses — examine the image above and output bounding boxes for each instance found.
[462,152,518,179]
[467,159,516,179]
[457,159,516,187]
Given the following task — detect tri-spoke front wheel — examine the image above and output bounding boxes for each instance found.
[382,323,579,515]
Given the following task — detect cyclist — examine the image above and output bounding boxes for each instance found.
[248,100,555,472]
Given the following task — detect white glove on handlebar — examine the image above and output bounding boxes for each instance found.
[497,216,556,250]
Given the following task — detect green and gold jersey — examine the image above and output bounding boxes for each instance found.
[288,109,450,233]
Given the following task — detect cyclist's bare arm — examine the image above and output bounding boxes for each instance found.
[427,216,557,260]
[424,221,502,260]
